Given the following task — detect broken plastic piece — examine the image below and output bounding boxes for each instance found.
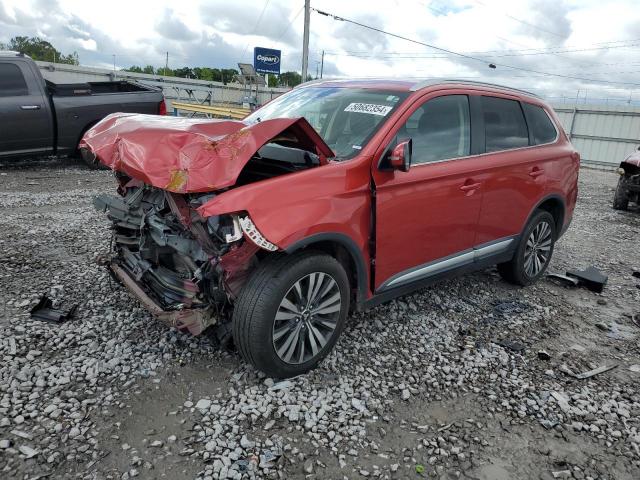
[30,295,77,324]
[546,272,579,287]
[566,266,608,293]
[560,363,618,379]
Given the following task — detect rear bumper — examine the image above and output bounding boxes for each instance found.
[105,259,216,335]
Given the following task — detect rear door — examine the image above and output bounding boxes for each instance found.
[372,92,484,292]
[0,60,53,156]
[473,95,551,246]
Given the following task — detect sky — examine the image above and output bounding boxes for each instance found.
[1,0,640,103]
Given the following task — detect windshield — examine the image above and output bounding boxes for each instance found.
[245,87,408,159]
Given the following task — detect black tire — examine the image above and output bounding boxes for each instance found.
[232,251,350,378]
[498,210,556,286]
[613,175,629,211]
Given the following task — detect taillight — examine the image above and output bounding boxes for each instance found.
[158,99,167,116]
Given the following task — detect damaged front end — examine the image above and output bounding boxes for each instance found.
[94,180,263,334]
[85,113,334,335]
[95,180,268,335]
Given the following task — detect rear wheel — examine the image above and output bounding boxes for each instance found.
[233,252,349,378]
[498,210,556,286]
[613,175,630,210]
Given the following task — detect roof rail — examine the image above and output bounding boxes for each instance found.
[410,78,540,98]
[0,50,23,57]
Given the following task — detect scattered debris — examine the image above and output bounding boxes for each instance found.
[496,339,526,352]
[563,364,619,380]
[537,350,551,360]
[29,295,77,323]
[566,266,608,293]
[259,450,282,469]
[632,270,640,279]
[539,419,559,429]
[546,272,579,287]
[493,300,529,316]
[595,322,611,332]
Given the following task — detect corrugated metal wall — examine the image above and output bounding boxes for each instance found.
[552,104,640,168]
[36,61,289,107]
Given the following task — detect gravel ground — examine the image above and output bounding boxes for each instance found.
[0,159,639,480]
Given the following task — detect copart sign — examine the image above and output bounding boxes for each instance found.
[254,47,281,75]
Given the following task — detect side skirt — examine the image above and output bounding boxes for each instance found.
[357,237,517,312]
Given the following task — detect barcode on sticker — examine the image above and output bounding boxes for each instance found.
[344,103,393,116]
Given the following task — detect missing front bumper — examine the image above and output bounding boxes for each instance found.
[106,260,216,335]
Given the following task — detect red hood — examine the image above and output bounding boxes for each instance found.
[79,113,334,193]
[623,151,640,167]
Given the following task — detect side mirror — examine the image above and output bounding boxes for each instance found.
[389,139,412,172]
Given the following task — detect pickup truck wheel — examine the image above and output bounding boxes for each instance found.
[498,210,556,286]
[233,251,349,378]
[612,175,630,210]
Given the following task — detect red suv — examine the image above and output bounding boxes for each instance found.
[84,79,579,378]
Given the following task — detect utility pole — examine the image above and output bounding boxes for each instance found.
[301,0,310,82]
[320,49,324,78]
[165,51,169,76]
[112,54,116,72]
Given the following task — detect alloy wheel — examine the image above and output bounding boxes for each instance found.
[524,220,553,278]
[272,272,341,365]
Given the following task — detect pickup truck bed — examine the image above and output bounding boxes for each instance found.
[0,51,165,161]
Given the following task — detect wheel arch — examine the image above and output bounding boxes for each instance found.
[528,194,566,239]
[284,233,368,307]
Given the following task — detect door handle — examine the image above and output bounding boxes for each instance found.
[20,105,41,110]
[529,167,544,178]
[460,182,481,192]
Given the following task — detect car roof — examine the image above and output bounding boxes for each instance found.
[298,77,541,100]
[0,50,26,58]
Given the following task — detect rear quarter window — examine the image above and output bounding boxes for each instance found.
[0,63,28,97]
[481,96,529,153]
[523,103,557,145]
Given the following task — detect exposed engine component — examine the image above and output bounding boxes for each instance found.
[94,185,244,332]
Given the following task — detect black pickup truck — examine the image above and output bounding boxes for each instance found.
[0,51,166,165]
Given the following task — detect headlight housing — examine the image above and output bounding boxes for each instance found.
[239,216,278,251]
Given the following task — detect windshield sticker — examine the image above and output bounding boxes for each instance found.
[344,103,393,116]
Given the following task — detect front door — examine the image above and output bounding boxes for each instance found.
[0,61,52,156]
[372,93,484,292]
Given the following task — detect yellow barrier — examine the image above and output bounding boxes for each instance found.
[172,102,250,120]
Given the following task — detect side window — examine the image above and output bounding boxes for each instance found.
[523,103,557,145]
[0,63,29,97]
[398,95,470,164]
[481,96,529,152]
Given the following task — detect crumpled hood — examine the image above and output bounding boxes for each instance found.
[79,113,334,193]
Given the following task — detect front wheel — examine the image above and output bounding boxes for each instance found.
[498,210,556,286]
[233,251,350,378]
[612,175,630,211]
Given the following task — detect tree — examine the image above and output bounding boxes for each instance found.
[279,71,302,87]
[3,36,78,65]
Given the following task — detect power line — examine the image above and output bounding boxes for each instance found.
[241,0,271,58]
[473,0,567,39]
[312,7,640,87]
[277,5,303,42]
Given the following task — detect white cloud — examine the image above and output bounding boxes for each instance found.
[1,0,639,102]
